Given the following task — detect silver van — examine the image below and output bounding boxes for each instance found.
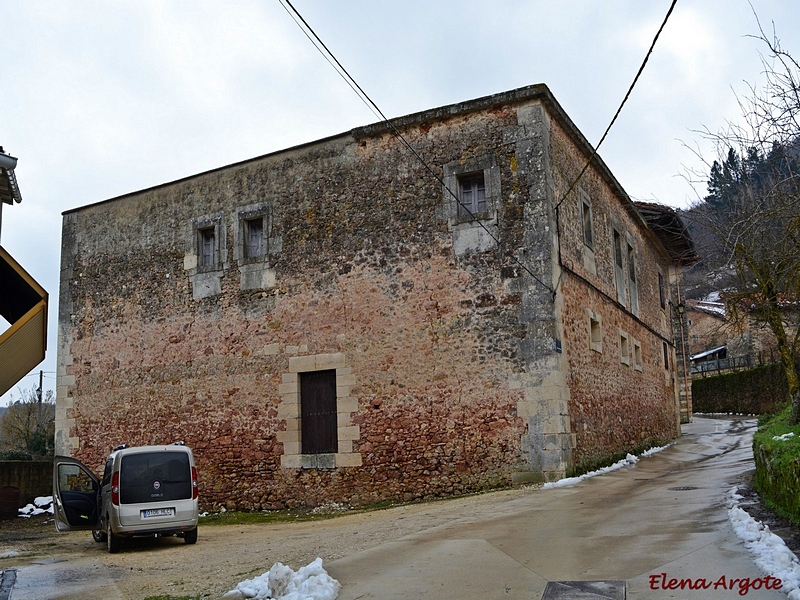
[53,443,199,553]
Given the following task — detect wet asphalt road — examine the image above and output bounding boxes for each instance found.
[2,417,784,599]
[327,417,782,599]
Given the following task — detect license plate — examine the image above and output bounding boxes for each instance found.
[142,508,174,519]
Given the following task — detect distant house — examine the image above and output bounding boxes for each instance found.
[686,295,797,375]
[55,84,697,510]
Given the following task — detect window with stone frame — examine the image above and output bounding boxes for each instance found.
[198,226,217,268]
[612,228,626,305]
[619,330,630,366]
[627,241,639,316]
[244,216,264,259]
[589,310,602,353]
[457,172,487,217]
[581,191,594,250]
[443,155,500,226]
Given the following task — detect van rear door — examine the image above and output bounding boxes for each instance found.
[53,456,101,531]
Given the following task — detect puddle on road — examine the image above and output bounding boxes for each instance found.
[30,558,66,565]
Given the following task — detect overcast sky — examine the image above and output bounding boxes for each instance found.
[1,0,798,404]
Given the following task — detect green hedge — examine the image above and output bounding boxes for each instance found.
[692,363,788,415]
[753,405,800,524]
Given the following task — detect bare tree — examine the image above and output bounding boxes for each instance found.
[0,385,55,458]
[684,19,800,422]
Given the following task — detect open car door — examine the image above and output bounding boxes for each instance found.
[53,456,101,532]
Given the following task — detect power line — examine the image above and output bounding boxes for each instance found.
[279,0,678,298]
[279,0,556,295]
[554,0,678,211]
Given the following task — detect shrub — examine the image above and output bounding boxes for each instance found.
[692,363,788,414]
[753,404,800,523]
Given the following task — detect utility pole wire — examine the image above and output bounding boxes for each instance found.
[554,0,678,211]
[279,0,557,295]
[279,0,678,297]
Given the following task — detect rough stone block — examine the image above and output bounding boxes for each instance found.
[337,426,360,441]
[316,353,346,370]
[281,454,302,469]
[282,441,301,455]
[512,470,544,485]
[337,397,358,413]
[277,403,299,420]
[278,381,298,395]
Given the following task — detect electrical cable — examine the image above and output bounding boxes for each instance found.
[553,0,678,211]
[279,0,678,300]
[279,0,556,295]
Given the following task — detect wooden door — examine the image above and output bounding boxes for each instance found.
[300,370,338,454]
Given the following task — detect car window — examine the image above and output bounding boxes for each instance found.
[120,452,192,504]
[101,457,113,487]
[58,464,97,493]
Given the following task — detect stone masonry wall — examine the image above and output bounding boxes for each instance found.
[57,97,552,509]
[56,86,684,505]
[547,116,681,470]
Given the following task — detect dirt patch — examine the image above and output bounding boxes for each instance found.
[735,480,800,556]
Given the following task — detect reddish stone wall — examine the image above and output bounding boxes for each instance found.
[56,86,685,506]
[548,117,681,469]
[58,100,534,509]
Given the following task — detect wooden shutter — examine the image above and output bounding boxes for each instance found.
[300,370,338,454]
[245,217,263,258]
[458,173,486,215]
[200,227,215,266]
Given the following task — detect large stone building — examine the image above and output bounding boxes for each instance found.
[56,84,696,510]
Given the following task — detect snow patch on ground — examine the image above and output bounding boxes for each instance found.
[543,444,670,489]
[773,432,796,442]
[17,496,53,518]
[728,488,800,599]
[224,558,340,600]
[311,502,351,515]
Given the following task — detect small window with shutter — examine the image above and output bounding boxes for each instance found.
[581,192,594,250]
[244,217,264,258]
[457,172,487,217]
[198,226,216,268]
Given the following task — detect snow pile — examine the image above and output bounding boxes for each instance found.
[728,489,800,599]
[641,444,671,457]
[773,432,796,442]
[311,502,351,515]
[543,444,670,489]
[18,496,53,518]
[224,558,341,600]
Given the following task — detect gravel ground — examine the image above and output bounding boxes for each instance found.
[0,486,537,599]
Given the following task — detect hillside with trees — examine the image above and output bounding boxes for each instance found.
[679,23,799,422]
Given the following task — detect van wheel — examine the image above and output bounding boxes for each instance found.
[92,529,107,543]
[107,530,122,553]
[184,527,198,545]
